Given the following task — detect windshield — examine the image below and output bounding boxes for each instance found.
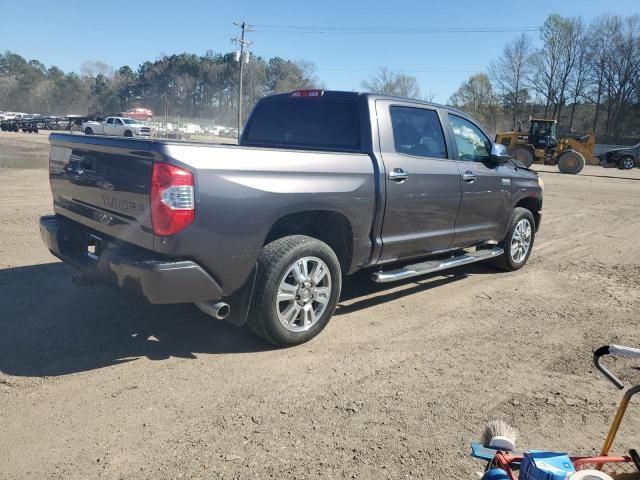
[123,119,139,124]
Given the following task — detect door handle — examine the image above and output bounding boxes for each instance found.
[462,171,476,182]
[388,168,409,182]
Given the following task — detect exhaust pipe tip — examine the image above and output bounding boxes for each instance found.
[196,301,231,320]
[213,302,230,320]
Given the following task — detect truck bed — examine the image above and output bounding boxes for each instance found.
[47,133,376,297]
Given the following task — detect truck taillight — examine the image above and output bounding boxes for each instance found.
[151,162,194,236]
[290,89,324,98]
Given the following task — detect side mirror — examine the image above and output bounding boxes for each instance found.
[490,143,511,164]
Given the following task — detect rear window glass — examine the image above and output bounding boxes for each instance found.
[390,106,447,159]
[243,99,361,151]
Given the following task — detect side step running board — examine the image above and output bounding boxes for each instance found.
[371,247,504,283]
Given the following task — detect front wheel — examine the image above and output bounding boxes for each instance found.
[618,156,635,170]
[514,146,535,167]
[124,130,133,137]
[557,150,585,174]
[248,235,342,347]
[494,207,535,271]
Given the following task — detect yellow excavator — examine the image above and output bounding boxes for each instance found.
[495,118,598,174]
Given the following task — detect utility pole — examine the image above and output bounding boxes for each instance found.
[233,21,252,140]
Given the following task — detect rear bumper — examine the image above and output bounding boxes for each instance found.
[39,215,223,304]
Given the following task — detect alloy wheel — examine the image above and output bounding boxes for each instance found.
[510,219,532,264]
[275,256,332,332]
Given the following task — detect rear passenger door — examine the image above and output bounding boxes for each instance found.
[445,113,512,247]
[377,101,462,262]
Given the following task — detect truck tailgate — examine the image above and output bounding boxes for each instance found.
[49,134,155,250]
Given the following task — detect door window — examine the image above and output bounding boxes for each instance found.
[390,106,447,159]
[106,118,114,124]
[448,115,491,162]
[115,119,123,125]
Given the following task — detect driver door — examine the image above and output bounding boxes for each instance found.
[103,117,117,135]
[377,101,462,262]
[445,113,512,247]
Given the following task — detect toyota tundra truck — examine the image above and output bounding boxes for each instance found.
[40,90,543,346]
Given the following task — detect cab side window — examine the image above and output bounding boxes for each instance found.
[115,119,123,125]
[390,106,447,159]
[106,118,114,124]
[448,114,491,162]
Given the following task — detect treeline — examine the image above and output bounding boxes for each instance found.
[2,14,639,142]
[449,14,640,143]
[0,51,319,125]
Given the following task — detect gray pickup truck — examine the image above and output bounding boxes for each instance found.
[40,90,543,346]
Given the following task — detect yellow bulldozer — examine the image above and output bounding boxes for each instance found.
[495,118,598,174]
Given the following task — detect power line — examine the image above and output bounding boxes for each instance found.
[252,24,539,35]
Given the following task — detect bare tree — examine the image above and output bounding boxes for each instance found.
[489,33,533,129]
[586,15,619,134]
[80,61,113,78]
[567,22,589,131]
[423,90,437,102]
[361,67,421,98]
[554,17,585,123]
[602,15,640,141]
[449,73,499,133]
[530,15,565,117]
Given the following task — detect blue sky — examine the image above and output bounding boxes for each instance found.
[4,0,639,103]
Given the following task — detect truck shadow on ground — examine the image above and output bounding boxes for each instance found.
[0,261,496,378]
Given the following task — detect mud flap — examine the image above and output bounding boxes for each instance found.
[221,265,258,327]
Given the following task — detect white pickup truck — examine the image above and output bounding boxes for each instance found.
[82,116,151,137]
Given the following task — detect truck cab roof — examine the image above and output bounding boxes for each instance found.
[241,89,475,153]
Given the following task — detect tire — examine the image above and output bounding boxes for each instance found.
[618,156,635,170]
[557,150,585,174]
[248,235,342,347]
[84,127,93,135]
[124,130,133,137]
[494,207,536,271]
[514,146,535,167]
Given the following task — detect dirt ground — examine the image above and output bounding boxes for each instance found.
[1,132,639,479]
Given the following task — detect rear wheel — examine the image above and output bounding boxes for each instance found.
[84,127,93,135]
[557,150,585,174]
[248,235,342,347]
[618,156,635,170]
[494,207,535,271]
[514,146,535,167]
